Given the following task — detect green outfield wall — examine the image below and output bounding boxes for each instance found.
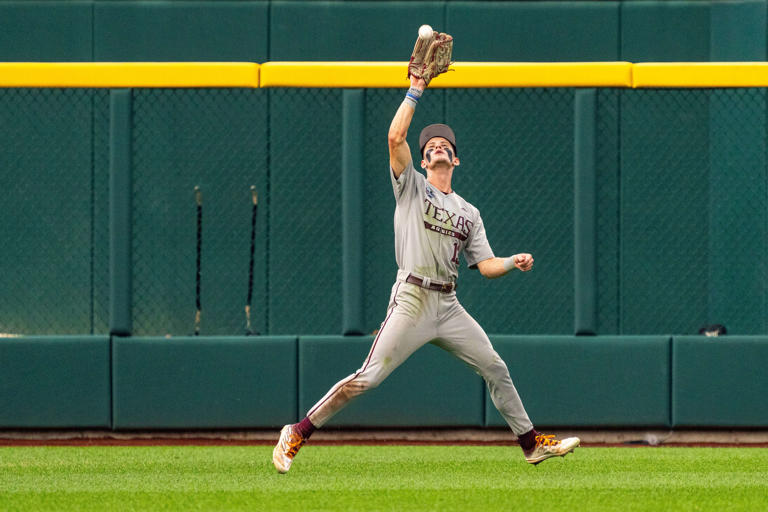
[2,0,768,429]
[0,1,767,62]
[3,335,767,429]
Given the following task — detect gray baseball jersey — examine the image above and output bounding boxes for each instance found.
[390,160,494,281]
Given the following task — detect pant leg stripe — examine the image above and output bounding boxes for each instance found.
[307,282,401,418]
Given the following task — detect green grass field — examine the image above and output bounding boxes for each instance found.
[1,445,766,511]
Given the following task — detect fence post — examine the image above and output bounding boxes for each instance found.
[574,88,597,335]
[341,89,365,335]
[109,89,133,336]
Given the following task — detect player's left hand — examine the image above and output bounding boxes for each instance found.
[410,75,427,90]
[513,253,534,272]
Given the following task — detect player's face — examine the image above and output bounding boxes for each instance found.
[422,137,458,170]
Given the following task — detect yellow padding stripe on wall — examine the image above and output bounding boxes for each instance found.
[0,63,260,88]
[260,62,405,88]
[5,62,768,88]
[633,63,768,88]
[259,62,634,88]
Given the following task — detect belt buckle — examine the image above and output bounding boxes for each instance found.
[440,282,452,293]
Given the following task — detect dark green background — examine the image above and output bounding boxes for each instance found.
[2,0,768,429]
[1,1,767,62]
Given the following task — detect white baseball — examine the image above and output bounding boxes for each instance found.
[418,24,433,39]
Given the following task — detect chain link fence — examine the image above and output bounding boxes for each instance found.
[2,86,767,335]
[131,88,267,336]
[620,89,712,334]
[93,90,111,334]
[268,88,343,335]
[447,88,575,334]
[595,89,620,334]
[0,89,108,335]
[707,88,768,333]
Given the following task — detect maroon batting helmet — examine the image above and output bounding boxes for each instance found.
[419,124,457,157]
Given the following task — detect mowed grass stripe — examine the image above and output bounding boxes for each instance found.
[1,446,767,511]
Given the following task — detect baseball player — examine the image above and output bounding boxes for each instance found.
[273,31,579,473]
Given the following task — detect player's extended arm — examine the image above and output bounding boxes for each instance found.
[476,254,534,279]
[388,76,426,178]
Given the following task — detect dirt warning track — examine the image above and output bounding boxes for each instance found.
[1,429,768,447]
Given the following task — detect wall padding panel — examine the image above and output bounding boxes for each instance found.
[486,336,671,428]
[673,336,768,427]
[112,336,297,429]
[0,336,111,428]
[270,1,444,60]
[94,1,268,61]
[447,1,620,61]
[0,1,92,61]
[710,0,767,60]
[621,1,711,61]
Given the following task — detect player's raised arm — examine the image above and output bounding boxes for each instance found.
[390,26,452,178]
[388,75,425,178]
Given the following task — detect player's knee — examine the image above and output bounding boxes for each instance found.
[357,375,382,392]
[340,376,378,398]
[480,355,510,381]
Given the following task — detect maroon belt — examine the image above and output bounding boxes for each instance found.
[405,274,456,293]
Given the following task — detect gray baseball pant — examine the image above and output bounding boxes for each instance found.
[306,272,534,436]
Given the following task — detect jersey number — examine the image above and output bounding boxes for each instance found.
[451,241,460,265]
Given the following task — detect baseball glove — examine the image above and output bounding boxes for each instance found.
[408,31,453,86]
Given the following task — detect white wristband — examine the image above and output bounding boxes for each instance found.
[403,87,423,109]
[502,256,517,272]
